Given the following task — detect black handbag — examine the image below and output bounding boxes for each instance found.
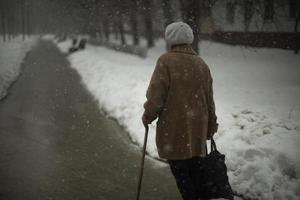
[197,137,234,200]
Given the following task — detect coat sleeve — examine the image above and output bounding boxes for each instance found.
[207,70,218,138]
[143,57,170,123]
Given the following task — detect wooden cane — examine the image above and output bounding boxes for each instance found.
[136,125,149,200]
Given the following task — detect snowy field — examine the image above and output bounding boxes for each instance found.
[0,36,37,100]
[56,39,300,200]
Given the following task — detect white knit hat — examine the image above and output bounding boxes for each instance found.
[165,22,194,46]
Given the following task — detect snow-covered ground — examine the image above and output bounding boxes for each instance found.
[0,36,37,100]
[56,38,300,200]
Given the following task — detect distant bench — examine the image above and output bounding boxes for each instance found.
[69,38,87,53]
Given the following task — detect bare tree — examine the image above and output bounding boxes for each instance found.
[243,0,254,32]
[294,1,300,32]
[102,19,110,42]
[0,0,7,41]
[24,0,29,36]
[162,0,174,27]
[21,0,26,40]
[129,0,139,45]
[226,1,236,24]
[263,0,274,20]
[179,0,201,53]
[141,0,154,47]
[119,14,126,45]
[6,0,12,40]
[294,0,300,54]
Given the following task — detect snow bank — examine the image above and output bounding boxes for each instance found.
[58,39,300,199]
[0,36,37,100]
[42,34,55,40]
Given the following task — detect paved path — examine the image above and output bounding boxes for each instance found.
[0,41,180,200]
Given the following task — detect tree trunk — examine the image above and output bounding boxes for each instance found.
[130,0,139,45]
[244,0,254,32]
[118,14,126,46]
[11,0,16,38]
[114,22,119,40]
[294,11,300,54]
[21,0,26,40]
[7,2,11,41]
[162,0,173,27]
[25,0,30,37]
[102,20,110,42]
[0,1,6,42]
[294,9,300,33]
[1,14,6,42]
[179,0,200,53]
[97,21,104,43]
[142,0,154,48]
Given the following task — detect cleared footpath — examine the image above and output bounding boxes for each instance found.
[0,40,180,200]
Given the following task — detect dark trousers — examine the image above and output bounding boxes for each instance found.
[168,156,206,200]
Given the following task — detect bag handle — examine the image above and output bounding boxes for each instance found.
[211,137,217,151]
[206,136,218,155]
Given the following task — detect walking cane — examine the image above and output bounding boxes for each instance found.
[136,125,149,200]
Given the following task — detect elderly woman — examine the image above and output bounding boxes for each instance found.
[142,22,218,200]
